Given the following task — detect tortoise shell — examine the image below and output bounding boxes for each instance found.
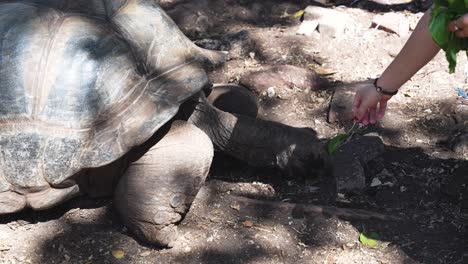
[0,0,220,192]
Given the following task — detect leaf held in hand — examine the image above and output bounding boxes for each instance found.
[429,0,468,73]
[327,121,357,155]
[328,134,349,155]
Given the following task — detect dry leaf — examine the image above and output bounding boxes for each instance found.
[293,10,305,18]
[230,203,241,211]
[242,220,254,227]
[212,209,223,215]
[112,249,125,259]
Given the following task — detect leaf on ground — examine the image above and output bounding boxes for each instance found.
[230,203,241,211]
[212,209,223,215]
[242,220,254,227]
[293,10,305,18]
[112,249,125,259]
[308,64,336,75]
[359,232,381,248]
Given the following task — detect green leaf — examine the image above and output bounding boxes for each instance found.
[327,134,349,155]
[429,9,450,48]
[327,121,357,155]
[429,1,468,73]
[446,33,461,73]
[359,232,380,248]
[447,0,465,10]
[433,0,449,6]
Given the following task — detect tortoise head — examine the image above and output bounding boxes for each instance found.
[276,127,333,180]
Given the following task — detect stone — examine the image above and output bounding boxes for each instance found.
[266,87,276,98]
[194,39,223,51]
[166,2,213,37]
[333,135,385,194]
[372,13,410,37]
[370,178,382,187]
[194,30,256,60]
[303,6,356,38]
[451,132,468,158]
[372,0,412,4]
[328,81,365,123]
[157,0,185,9]
[297,20,319,36]
[239,65,328,95]
[220,30,257,60]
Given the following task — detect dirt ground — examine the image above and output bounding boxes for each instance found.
[1,0,467,263]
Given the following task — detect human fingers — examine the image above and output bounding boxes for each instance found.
[369,108,377,124]
[361,110,370,126]
[352,93,362,116]
[454,27,468,38]
[448,14,468,33]
[353,94,368,122]
[377,100,387,119]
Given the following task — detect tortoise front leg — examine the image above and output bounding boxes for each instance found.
[113,120,213,247]
[188,93,331,178]
[207,84,258,118]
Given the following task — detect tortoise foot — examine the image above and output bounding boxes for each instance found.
[114,120,213,247]
[0,191,26,214]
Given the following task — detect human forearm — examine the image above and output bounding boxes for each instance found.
[377,10,441,92]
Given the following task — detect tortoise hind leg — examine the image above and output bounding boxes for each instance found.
[0,191,26,214]
[0,185,79,214]
[114,120,213,247]
[26,185,80,211]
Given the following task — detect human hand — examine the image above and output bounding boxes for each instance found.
[447,14,468,38]
[352,82,393,125]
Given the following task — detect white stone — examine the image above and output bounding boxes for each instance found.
[372,13,410,37]
[370,178,382,187]
[303,6,356,38]
[267,87,276,98]
[297,20,319,36]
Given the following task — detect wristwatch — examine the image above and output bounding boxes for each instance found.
[374,78,398,96]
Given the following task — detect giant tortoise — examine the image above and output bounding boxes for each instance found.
[0,0,330,247]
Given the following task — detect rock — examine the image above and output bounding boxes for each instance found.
[333,135,385,194]
[194,39,223,51]
[328,81,365,123]
[454,104,468,125]
[372,13,410,37]
[371,178,382,187]
[372,0,412,4]
[157,0,185,9]
[166,2,213,37]
[297,20,319,36]
[451,132,468,158]
[266,87,276,98]
[303,6,356,38]
[221,30,256,60]
[239,65,328,95]
[194,30,256,60]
